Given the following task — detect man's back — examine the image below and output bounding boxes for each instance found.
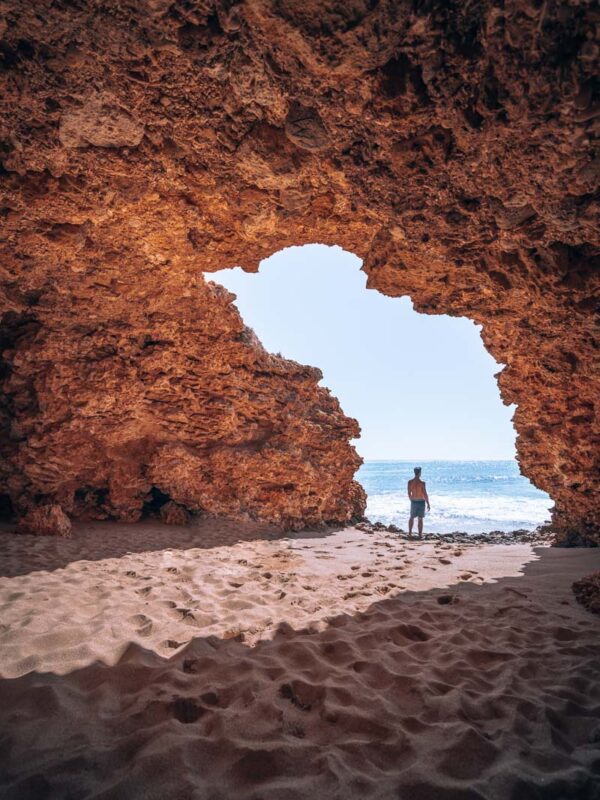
[408,477,427,500]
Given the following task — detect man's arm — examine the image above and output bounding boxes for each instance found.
[407,480,412,499]
[424,483,430,509]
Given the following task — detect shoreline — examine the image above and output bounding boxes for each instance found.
[355,518,558,546]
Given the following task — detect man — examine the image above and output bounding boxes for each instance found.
[407,466,430,539]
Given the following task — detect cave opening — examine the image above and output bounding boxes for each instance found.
[142,486,172,518]
[0,494,13,521]
[211,244,552,535]
[73,487,112,519]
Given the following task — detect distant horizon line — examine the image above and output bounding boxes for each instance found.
[360,458,517,463]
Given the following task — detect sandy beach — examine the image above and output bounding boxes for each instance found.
[0,519,599,799]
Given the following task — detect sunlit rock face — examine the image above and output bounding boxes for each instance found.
[0,280,364,529]
[0,1,598,539]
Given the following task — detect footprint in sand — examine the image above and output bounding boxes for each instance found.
[161,639,186,650]
[129,613,153,636]
[504,587,529,598]
[437,594,458,605]
[177,608,197,622]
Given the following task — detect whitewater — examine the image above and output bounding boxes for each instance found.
[358,460,552,534]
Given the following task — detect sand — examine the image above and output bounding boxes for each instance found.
[0,519,599,799]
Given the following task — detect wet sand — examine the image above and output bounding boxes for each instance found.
[0,519,599,798]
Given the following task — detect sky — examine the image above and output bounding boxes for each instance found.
[210,244,517,461]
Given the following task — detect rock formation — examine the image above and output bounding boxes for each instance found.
[160,500,192,526]
[573,571,600,614]
[0,1,598,540]
[14,504,72,537]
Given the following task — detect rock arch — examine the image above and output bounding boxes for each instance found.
[0,0,597,541]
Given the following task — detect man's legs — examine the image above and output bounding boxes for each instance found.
[408,515,414,538]
[418,516,423,538]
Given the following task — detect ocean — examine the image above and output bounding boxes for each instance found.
[358,460,553,534]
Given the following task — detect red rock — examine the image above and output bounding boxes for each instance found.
[0,1,597,541]
[59,92,145,149]
[15,505,72,538]
[572,572,600,615]
[160,501,191,527]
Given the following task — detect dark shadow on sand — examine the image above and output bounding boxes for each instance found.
[0,518,340,579]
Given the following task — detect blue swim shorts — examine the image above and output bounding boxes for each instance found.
[410,500,426,518]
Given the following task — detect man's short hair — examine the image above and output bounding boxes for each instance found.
[414,467,422,475]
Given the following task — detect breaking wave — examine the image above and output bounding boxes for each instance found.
[359,460,552,534]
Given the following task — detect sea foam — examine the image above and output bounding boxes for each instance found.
[359,460,552,534]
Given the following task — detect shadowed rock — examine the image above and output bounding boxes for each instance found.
[15,505,72,538]
[573,571,600,614]
[160,501,191,526]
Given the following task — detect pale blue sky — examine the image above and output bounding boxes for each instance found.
[210,244,517,461]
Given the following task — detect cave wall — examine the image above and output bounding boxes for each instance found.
[0,271,364,529]
[0,0,598,539]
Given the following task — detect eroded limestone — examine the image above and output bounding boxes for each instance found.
[0,1,598,540]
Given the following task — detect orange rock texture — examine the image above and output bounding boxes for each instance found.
[14,504,72,538]
[573,571,600,614]
[0,1,598,540]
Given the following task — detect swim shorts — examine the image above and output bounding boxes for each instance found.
[410,500,426,518]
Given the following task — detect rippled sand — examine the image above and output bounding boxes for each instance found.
[0,519,598,799]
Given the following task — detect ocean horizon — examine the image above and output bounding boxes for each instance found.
[358,459,553,534]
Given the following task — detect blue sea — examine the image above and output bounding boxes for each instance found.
[358,460,553,534]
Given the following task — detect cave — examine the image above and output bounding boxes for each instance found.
[0,2,599,796]
[0,493,13,520]
[1,0,597,543]
[142,486,173,518]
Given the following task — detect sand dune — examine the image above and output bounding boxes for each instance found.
[0,521,599,799]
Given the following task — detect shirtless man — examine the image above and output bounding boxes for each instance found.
[407,467,430,539]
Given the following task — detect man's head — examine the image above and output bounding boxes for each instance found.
[414,467,422,477]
